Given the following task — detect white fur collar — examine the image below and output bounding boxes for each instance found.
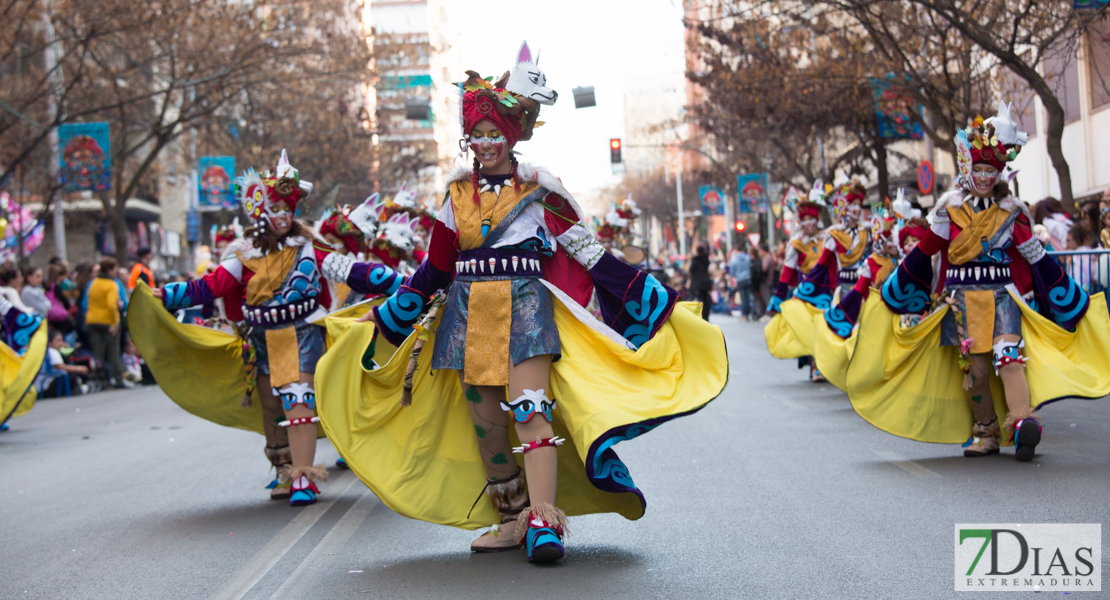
[225,235,309,261]
[446,162,589,225]
[931,188,1031,222]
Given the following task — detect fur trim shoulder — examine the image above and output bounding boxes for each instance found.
[223,239,257,261]
[444,162,591,229]
[1000,195,1033,222]
[445,164,472,186]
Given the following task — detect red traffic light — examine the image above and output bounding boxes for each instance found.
[734,220,747,233]
[610,138,621,149]
[609,138,622,164]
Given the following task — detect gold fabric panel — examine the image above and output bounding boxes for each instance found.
[265,326,301,388]
[239,245,299,306]
[791,238,822,273]
[449,180,541,250]
[831,228,869,267]
[948,203,1009,266]
[871,255,895,287]
[463,280,512,386]
[334,282,352,306]
[964,290,996,355]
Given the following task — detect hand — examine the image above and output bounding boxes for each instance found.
[355,309,379,327]
[78,366,89,375]
[109,324,119,337]
[151,287,163,299]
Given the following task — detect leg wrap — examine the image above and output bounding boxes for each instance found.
[279,416,320,428]
[280,464,328,493]
[276,382,316,411]
[264,444,292,468]
[487,469,529,514]
[500,388,555,423]
[513,436,565,454]
[993,338,1029,373]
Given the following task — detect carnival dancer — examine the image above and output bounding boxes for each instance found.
[764,182,827,380]
[815,195,928,391]
[318,205,368,309]
[315,42,728,564]
[0,296,47,430]
[132,150,405,504]
[848,101,1110,461]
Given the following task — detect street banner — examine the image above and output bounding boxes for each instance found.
[871,75,924,140]
[698,185,726,216]
[58,122,111,192]
[737,173,769,214]
[198,156,236,209]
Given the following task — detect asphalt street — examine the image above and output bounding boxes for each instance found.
[2,314,1108,599]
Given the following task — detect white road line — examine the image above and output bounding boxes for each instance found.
[267,490,380,600]
[872,450,942,479]
[205,471,359,600]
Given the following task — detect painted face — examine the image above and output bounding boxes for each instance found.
[470,121,511,173]
[267,200,293,236]
[970,164,999,197]
[902,236,920,256]
[800,217,819,236]
[844,202,862,225]
[880,236,899,257]
[322,233,347,254]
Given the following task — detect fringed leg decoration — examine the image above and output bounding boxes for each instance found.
[470,469,529,553]
[962,417,1000,457]
[1004,407,1042,463]
[515,503,568,564]
[264,445,293,500]
[281,464,328,507]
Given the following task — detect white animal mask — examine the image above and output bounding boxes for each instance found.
[505,41,557,106]
[380,212,419,253]
[347,193,381,238]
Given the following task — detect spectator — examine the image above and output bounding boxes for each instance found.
[85,257,132,389]
[121,338,143,384]
[20,266,51,318]
[1079,201,1101,240]
[128,247,155,291]
[748,245,765,318]
[35,330,90,397]
[0,268,30,312]
[1099,206,1110,249]
[1066,223,1094,292]
[688,245,712,321]
[728,247,753,320]
[45,262,76,335]
[1032,197,1071,251]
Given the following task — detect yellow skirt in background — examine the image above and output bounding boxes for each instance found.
[846,291,1110,444]
[316,299,729,530]
[764,298,823,359]
[0,321,47,422]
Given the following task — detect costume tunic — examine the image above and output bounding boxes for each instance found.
[763,230,825,359]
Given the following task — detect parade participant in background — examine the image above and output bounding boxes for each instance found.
[764,183,827,381]
[814,193,928,391]
[132,150,404,505]
[316,43,728,564]
[850,101,1110,462]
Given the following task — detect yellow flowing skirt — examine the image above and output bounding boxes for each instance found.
[0,321,47,423]
[128,285,396,436]
[846,291,1110,444]
[764,298,824,359]
[813,313,856,393]
[315,298,729,530]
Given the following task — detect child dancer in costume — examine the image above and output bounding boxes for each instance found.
[318,42,728,564]
[851,101,1110,461]
[137,151,404,504]
[764,183,827,380]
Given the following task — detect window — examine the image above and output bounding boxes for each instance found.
[1088,19,1110,110]
[1000,66,1037,138]
[1043,43,1082,122]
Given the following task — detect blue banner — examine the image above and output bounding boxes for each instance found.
[698,185,726,216]
[198,156,237,209]
[871,75,924,140]
[58,122,111,192]
[737,173,769,214]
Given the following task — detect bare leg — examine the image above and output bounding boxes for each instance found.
[963,354,1000,457]
[277,372,326,505]
[464,375,527,552]
[993,334,1040,461]
[284,372,318,468]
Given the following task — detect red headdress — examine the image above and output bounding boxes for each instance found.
[899,222,928,247]
[214,227,238,245]
[460,71,541,148]
[319,206,363,255]
[795,201,821,222]
[238,150,313,225]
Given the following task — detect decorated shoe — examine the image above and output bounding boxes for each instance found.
[281,464,328,507]
[267,476,292,500]
[471,470,528,553]
[963,419,1000,457]
[515,503,567,564]
[1009,415,1042,462]
[335,457,349,469]
[265,445,292,500]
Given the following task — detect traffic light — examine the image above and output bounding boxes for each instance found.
[610,138,622,164]
[734,220,747,233]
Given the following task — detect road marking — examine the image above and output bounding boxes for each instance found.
[872,450,942,479]
[267,489,380,599]
[205,471,359,600]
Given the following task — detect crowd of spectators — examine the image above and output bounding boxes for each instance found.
[1031,193,1110,293]
[5,246,167,399]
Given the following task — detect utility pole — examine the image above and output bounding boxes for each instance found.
[43,0,66,261]
[675,157,686,257]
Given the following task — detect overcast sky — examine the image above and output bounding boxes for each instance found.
[447,0,686,199]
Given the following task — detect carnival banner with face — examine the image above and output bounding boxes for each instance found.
[198,156,236,210]
[737,173,769,214]
[698,186,726,216]
[59,122,111,192]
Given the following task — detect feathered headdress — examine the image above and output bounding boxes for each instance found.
[954,100,1028,186]
[318,205,363,255]
[238,149,313,225]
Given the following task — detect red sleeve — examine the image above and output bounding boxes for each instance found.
[427,219,459,274]
[541,193,581,236]
[918,228,948,256]
[778,265,798,287]
[204,265,244,299]
[815,247,837,269]
[1006,214,1035,294]
[853,257,877,297]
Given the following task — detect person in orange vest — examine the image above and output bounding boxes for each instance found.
[127,247,154,291]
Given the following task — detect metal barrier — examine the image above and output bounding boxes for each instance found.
[1047,249,1110,297]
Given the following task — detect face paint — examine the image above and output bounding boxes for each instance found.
[970,166,999,195]
[903,236,920,255]
[845,203,862,223]
[800,217,819,235]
